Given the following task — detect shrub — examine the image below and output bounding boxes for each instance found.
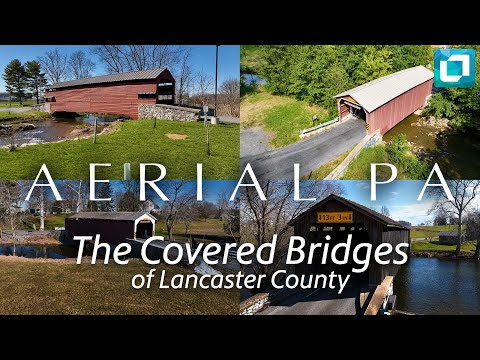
[386,134,429,179]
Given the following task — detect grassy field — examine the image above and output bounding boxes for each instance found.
[411,240,476,253]
[0,101,37,108]
[241,87,329,148]
[410,225,459,239]
[156,218,228,237]
[342,144,412,180]
[22,214,67,230]
[302,146,354,180]
[240,45,266,74]
[0,110,51,120]
[0,119,239,180]
[0,257,238,314]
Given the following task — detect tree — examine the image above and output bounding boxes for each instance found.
[175,49,193,105]
[91,45,185,74]
[160,181,195,240]
[38,48,68,84]
[61,180,87,213]
[116,181,142,211]
[380,205,390,217]
[99,183,114,211]
[430,180,480,255]
[0,181,27,255]
[464,211,480,260]
[68,50,95,79]
[194,70,213,106]
[25,60,47,104]
[2,59,27,105]
[398,220,412,227]
[220,78,240,117]
[434,213,448,226]
[354,46,393,83]
[241,180,345,278]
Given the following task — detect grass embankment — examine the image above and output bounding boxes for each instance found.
[0,119,239,180]
[241,87,329,148]
[0,110,51,121]
[155,218,234,242]
[21,214,67,230]
[410,225,458,239]
[302,146,354,180]
[0,258,238,314]
[410,241,476,253]
[0,101,36,108]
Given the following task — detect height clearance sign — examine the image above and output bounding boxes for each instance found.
[317,212,353,223]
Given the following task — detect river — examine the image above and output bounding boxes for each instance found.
[394,257,480,315]
[383,113,480,179]
[0,244,77,259]
[0,114,117,147]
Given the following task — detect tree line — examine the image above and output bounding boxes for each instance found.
[254,45,433,116]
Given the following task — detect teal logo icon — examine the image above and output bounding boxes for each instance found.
[434,49,475,88]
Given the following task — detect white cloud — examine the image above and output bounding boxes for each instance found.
[388,200,435,225]
[356,182,370,190]
[389,191,398,195]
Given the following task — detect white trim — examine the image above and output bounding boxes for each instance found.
[134,213,156,239]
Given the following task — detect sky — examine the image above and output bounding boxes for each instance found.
[339,180,442,225]
[0,45,239,92]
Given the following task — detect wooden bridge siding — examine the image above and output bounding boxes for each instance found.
[367,79,433,135]
[292,198,386,285]
[65,218,134,245]
[379,229,410,280]
[49,81,158,119]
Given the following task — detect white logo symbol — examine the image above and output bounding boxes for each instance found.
[440,54,470,82]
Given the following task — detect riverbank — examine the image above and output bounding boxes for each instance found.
[0,110,51,121]
[0,257,238,314]
[410,250,477,259]
[0,234,61,246]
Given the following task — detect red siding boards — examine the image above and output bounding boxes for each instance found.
[47,71,175,119]
[367,79,433,135]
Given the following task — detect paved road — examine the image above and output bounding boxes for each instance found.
[259,287,363,315]
[217,116,239,124]
[0,106,34,113]
[240,118,366,180]
[240,127,270,157]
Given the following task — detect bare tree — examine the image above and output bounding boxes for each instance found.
[220,78,240,117]
[241,180,345,276]
[175,49,193,105]
[91,45,185,74]
[38,48,69,84]
[194,70,213,106]
[61,180,87,213]
[68,50,95,79]
[116,181,142,212]
[465,211,480,260]
[0,181,28,255]
[380,205,390,217]
[160,181,195,240]
[430,180,480,255]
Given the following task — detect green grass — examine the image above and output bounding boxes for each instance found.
[0,110,51,120]
[410,225,458,239]
[342,144,413,180]
[0,258,238,314]
[241,87,329,148]
[240,45,266,74]
[0,119,239,180]
[302,146,354,180]
[22,214,68,230]
[411,240,476,253]
[0,101,36,108]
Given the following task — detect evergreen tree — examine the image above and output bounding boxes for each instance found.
[99,183,114,211]
[25,60,47,104]
[2,59,27,104]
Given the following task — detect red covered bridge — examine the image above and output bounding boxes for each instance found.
[44,68,175,119]
[335,66,433,135]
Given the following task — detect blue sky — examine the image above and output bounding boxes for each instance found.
[0,45,239,92]
[339,180,437,225]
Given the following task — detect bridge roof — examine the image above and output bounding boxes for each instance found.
[46,68,168,90]
[335,66,433,112]
[68,211,157,221]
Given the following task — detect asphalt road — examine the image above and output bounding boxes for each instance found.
[240,126,270,157]
[240,118,366,180]
[259,287,363,315]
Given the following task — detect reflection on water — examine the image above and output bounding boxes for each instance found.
[0,244,77,259]
[395,257,480,315]
[0,114,117,147]
[383,113,480,178]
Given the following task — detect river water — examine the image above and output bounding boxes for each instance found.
[394,257,480,315]
[0,114,117,147]
[0,245,77,259]
[383,114,480,179]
